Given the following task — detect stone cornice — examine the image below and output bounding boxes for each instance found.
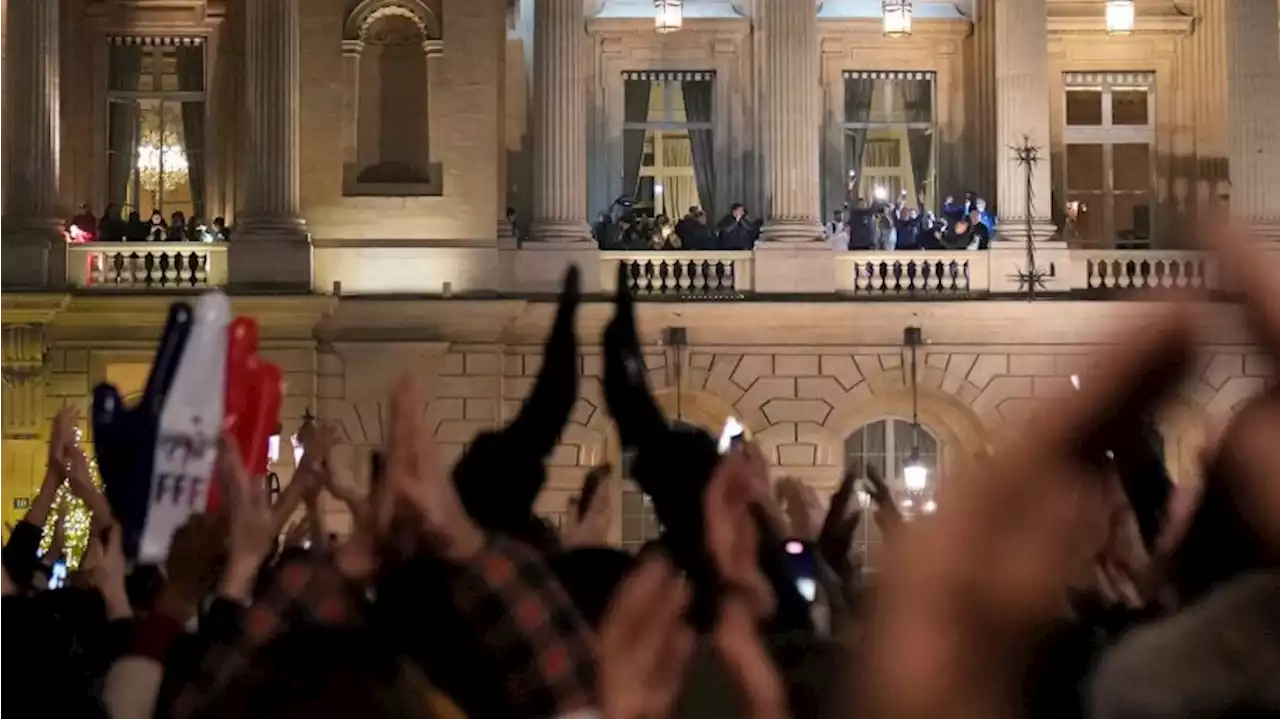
[48,294,336,342]
[587,18,750,37]
[818,17,972,40]
[85,0,225,31]
[0,294,72,325]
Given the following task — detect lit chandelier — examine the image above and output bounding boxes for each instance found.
[136,128,189,193]
[882,0,912,37]
[654,0,683,34]
[1105,0,1135,35]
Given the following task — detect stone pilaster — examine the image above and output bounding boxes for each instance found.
[1,325,48,439]
[1,0,66,290]
[993,0,1055,242]
[528,0,591,243]
[1225,0,1280,238]
[759,0,823,244]
[230,0,312,290]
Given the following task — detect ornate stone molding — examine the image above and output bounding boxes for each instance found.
[1,325,49,439]
[343,0,442,42]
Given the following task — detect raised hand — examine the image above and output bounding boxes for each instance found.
[385,374,484,563]
[597,554,695,719]
[860,308,1193,719]
[706,449,775,620]
[776,477,824,541]
[817,466,864,585]
[562,465,613,549]
[91,525,131,619]
[218,434,275,602]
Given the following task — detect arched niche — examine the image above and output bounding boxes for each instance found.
[823,382,989,482]
[341,0,444,196]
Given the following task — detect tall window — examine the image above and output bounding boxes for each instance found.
[842,71,936,208]
[1063,72,1155,248]
[622,71,715,220]
[106,37,206,221]
[844,419,939,572]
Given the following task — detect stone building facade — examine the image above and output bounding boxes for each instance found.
[2,0,1278,544]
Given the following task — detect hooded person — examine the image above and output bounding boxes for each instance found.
[450,266,582,549]
[600,263,811,634]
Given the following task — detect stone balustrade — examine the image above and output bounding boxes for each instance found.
[835,251,983,297]
[603,251,752,299]
[56,243,1273,299]
[68,242,228,290]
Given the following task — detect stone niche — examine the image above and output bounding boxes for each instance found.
[341,0,444,197]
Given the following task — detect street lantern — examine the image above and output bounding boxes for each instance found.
[882,0,912,38]
[1106,0,1135,35]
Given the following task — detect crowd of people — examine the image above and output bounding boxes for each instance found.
[825,191,997,252]
[581,190,999,253]
[6,222,1280,719]
[69,204,230,244]
[592,204,762,252]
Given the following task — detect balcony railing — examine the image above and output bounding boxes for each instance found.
[1075,250,1222,291]
[68,242,227,290]
[834,252,987,296]
[603,251,753,298]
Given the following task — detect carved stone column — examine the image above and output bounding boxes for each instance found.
[528,0,590,243]
[993,0,1055,242]
[759,0,823,243]
[230,0,312,289]
[1,326,47,439]
[1225,0,1280,238]
[1,0,65,289]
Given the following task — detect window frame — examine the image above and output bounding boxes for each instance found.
[1062,72,1157,248]
[843,418,941,572]
[104,37,208,220]
[840,70,938,209]
[622,71,714,217]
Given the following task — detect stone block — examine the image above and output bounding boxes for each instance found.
[437,353,465,376]
[778,444,817,467]
[1245,353,1275,378]
[47,373,88,397]
[581,353,602,378]
[1203,353,1243,390]
[735,377,796,429]
[774,355,819,377]
[762,399,831,425]
[64,350,89,373]
[731,354,773,391]
[503,354,523,377]
[465,352,501,376]
[1009,354,1056,377]
[318,352,344,376]
[967,354,1009,390]
[819,355,862,391]
[464,398,495,421]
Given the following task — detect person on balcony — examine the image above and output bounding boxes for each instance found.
[97,205,123,242]
[212,217,231,242]
[894,206,925,251]
[942,216,974,250]
[146,210,168,241]
[674,205,699,245]
[717,203,757,251]
[679,209,716,251]
[649,215,681,251]
[825,210,850,251]
[71,204,97,241]
[123,211,147,241]
[874,208,897,251]
[847,198,875,251]
[168,212,189,242]
[966,209,992,250]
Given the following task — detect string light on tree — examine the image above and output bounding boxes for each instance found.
[39,427,103,569]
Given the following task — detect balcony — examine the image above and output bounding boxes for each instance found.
[68,242,227,291]
[54,241,1251,299]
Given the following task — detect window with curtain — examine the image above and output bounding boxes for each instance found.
[841,71,935,210]
[843,419,939,572]
[106,37,206,224]
[622,71,715,222]
[1063,72,1155,249]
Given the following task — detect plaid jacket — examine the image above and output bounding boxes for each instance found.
[449,535,597,718]
[173,536,596,719]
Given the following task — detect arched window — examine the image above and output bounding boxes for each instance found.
[844,418,940,571]
[342,0,442,196]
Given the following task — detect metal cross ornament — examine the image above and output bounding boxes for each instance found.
[1008,136,1050,298]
